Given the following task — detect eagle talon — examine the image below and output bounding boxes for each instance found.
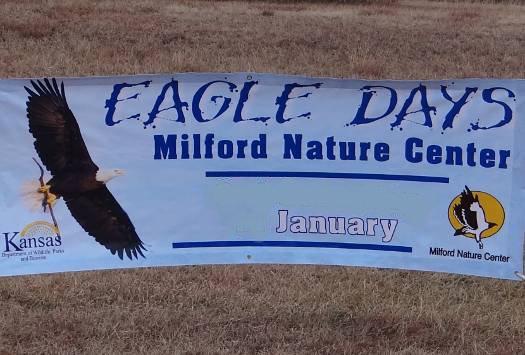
[41,193,57,212]
[46,193,57,207]
[38,184,51,194]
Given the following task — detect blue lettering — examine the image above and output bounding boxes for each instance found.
[374,143,390,161]
[192,81,237,122]
[440,86,478,130]
[154,134,177,159]
[104,81,151,126]
[145,79,188,128]
[275,83,322,123]
[3,232,21,252]
[283,134,302,159]
[392,85,436,128]
[351,86,397,125]
[405,137,423,163]
[471,87,515,130]
[233,81,271,123]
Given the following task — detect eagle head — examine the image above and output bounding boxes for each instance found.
[96,169,125,183]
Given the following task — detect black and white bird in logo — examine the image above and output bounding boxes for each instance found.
[452,186,498,249]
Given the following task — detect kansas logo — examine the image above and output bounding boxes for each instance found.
[3,221,61,252]
[448,186,504,249]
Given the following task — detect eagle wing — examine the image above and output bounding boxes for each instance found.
[453,186,478,230]
[64,186,146,260]
[25,78,98,176]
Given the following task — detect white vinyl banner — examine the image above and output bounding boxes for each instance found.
[0,73,524,280]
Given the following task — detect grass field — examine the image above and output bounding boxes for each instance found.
[1,0,525,354]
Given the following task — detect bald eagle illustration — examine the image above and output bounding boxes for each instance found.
[453,186,496,249]
[23,78,146,260]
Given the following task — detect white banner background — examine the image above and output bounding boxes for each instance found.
[0,73,524,279]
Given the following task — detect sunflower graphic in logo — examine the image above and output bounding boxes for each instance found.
[20,220,60,238]
[448,186,504,249]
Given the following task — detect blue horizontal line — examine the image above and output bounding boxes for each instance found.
[205,171,449,184]
[172,240,412,253]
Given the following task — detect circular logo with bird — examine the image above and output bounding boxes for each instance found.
[448,186,504,249]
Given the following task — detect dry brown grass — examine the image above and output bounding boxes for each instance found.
[0,0,524,354]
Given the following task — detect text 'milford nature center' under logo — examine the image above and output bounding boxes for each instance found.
[448,186,504,249]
